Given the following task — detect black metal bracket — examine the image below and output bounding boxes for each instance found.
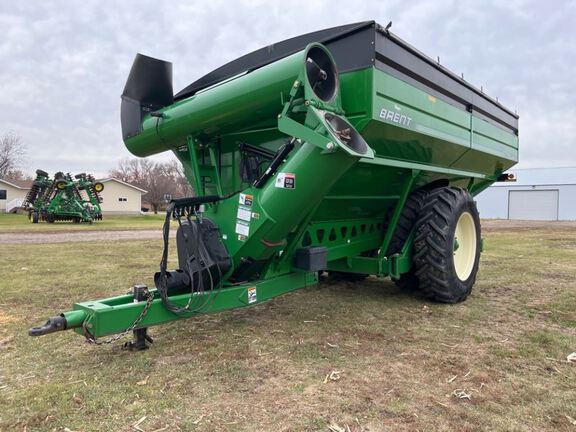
[123,284,153,351]
[124,328,153,351]
[253,138,296,188]
[238,142,275,160]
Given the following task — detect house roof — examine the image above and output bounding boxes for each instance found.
[98,178,148,193]
[0,178,32,189]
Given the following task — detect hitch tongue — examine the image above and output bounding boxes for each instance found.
[28,315,67,336]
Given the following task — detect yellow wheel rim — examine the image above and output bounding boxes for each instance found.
[453,211,477,281]
[94,183,104,192]
[57,182,66,190]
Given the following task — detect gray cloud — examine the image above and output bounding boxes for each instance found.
[1,0,575,176]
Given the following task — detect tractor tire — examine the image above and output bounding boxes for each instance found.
[29,211,39,224]
[385,188,429,291]
[46,214,55,223]
[35,169,48,177]
[412,187,481,303]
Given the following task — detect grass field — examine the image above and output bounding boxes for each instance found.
[0,213,166,232]
[0,222,575,431]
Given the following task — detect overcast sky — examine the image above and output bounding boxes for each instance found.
[1,0,575,176]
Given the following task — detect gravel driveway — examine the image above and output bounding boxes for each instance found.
[0,230,163,244]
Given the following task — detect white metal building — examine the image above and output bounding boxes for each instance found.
[475,167,576,221]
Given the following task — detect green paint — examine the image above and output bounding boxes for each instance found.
[72,272,315,338]
[25,171,103,223]
[32,39,519,340]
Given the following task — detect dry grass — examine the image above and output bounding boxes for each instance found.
[0,221,575,431]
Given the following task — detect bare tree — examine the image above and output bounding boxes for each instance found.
[4,169,32,181]
[162,159,194,197]
[0,132,26,178]
[108,158,133,183]
[109,158,193,213]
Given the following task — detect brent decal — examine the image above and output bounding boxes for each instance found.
[379,108,412,127]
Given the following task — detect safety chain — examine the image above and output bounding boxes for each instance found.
[82,288,154,345]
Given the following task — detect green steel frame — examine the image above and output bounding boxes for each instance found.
[29,37,518,343]
[56,166,419,338]
[70,272,316,338]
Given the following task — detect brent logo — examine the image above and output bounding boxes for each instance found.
[379,106,412,127]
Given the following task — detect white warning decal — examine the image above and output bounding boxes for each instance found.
[235,221,250,237]
[237,205,252,222]
[275,172,295,189]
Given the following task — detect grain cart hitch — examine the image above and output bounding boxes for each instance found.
[28,193,234,347]
[29,21,519,348]
[28,316,67,336]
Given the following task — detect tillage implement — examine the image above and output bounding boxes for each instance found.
[23,170,104,223]
[29,22,518,349]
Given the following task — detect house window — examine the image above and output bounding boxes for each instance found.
[0,190,6,200]
[118,197,128,202]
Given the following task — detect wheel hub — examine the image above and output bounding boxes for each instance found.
[453,211,477,281]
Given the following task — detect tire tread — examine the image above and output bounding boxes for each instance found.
[413,186,480,303]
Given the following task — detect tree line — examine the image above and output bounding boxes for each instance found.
[108,158,193,213]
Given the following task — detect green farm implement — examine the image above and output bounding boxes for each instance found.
[29,21,518,349]
[23,169,104,223]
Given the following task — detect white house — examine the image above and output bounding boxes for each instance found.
[97,178,147,215]
[0,178,32,213]
[475,167,576,221]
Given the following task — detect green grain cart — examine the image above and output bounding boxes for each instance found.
[29,22,518,349]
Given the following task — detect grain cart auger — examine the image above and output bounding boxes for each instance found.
[29,21,519,349]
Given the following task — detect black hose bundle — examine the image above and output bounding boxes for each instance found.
[156,193,237,315]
